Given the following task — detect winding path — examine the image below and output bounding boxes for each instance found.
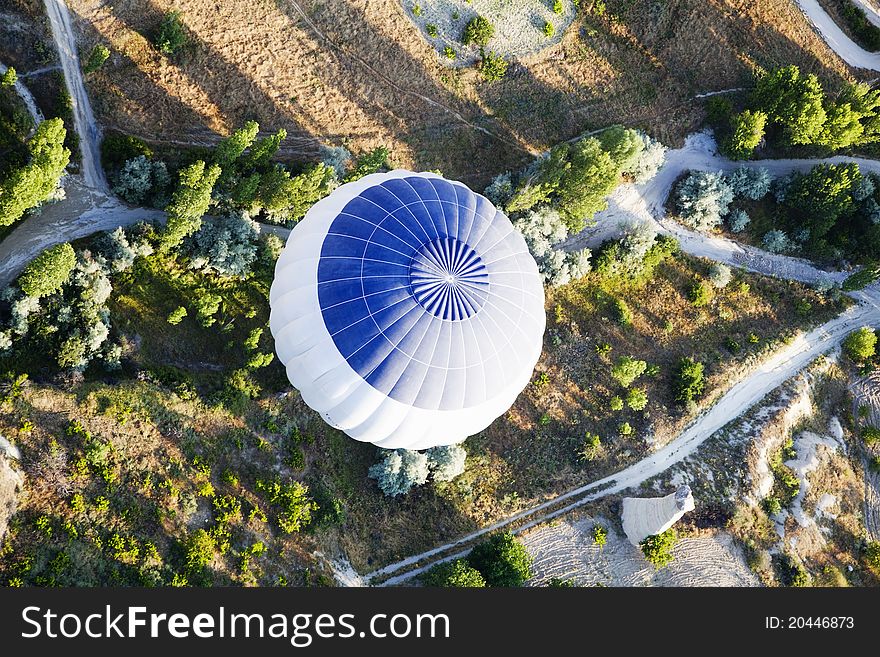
[795,0,880,69]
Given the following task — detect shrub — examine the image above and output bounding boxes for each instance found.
[426,24,438,38]
[867,541,880,573]
[843,326,877,361]
[194,292,222,327]
[762,229,792,254]
[484,172,513,206]
[723,110,766,160]
[762,496,782,516]
[674,170,733,231]
[688,279,713,306]
[1,67,16,87]
[94,225,154,272]
[863,426,880,447]
[479,50,508,82]
[18,242,77,298]
[256,479,317,533]
[421,559,486,587]
[675,357,705,404]
[154,11,188,56]
[443,45,456,60]
[626,132,667,183]
[463,16,494,46]
[578,432,602,461]
[183,529,216,574]
[167,306,187,325]
[726,166,772,200]
[187,211,260,278]
[343,147,389,183]
[611,355,647,388]
[467,531,532,587]
[112,155,171,205]
[83,44,110,74]
[708,263,732,288]
[553,0,564,13]
[727,208,750,233]
[640,528,676,568]
[368,449,430,497]
[513,207,591,286]
[612,297,632,326]
[426,444,467,482]
[609,395,624,412]
[592,524,607,547]
[626,387,648,411]
[618,421,633,437]
[543,21,555,37]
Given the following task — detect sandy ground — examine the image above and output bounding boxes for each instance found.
[401,0,577,66]
[523,516,758,587]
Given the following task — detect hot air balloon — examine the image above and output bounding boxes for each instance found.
[269,170,545,450]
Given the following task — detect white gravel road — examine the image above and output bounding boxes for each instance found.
[795,0,880,69]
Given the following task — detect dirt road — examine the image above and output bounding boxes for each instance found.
[42,0,108,192]
[795,0,880,69]
[0,61,44,127]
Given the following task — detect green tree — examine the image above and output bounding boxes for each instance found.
[723,110,766,160]
[462,16,494,46]
[611,355,647,388]
[239,128,286,172]
[751,65,826,145]
[640,528,677,568]
[505,144,570,214]
[598,125,644,172]
[478,50,508,82]
[214,120,259,171]
[255,162,335,219]
[556,137,620,232]
[783,163,860,245]
[421,559,486,587]
[626,387,648,411]
[675,357,705,404]
[161,160,221,249]
[18,242,77,298]
[83,44,110,74]
[0,118,70,227]
[842,326,877,361]
[467,531,533,587]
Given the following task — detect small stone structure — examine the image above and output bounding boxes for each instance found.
[621,485,695,546]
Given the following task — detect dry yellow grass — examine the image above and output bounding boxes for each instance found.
[60,0,859,185]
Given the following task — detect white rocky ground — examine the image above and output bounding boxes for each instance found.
[523,516,758,587]
[401,0,577,66]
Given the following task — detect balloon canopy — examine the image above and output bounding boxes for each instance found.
[269,170,545,450]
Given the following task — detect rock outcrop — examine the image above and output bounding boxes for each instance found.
[621,485,695,546]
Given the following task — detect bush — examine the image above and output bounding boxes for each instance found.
[640,528,676,568]
[368,449,430,497]
[512,207,591,286]
[592,524,607,547]
[867,541,880,573]
[467,531,532,587]
[542,21,555,37]
[722,110,766,160]
[112,155,170,205]
[611,355,647,388]
[726,166,772,200]
[18,243,77,298]
[255,479,317,533]
[675,170,733,231]
[843,326,877,361]
[93,225,154,273]
[1,67,16,87]
[762,229,793,254]
[484,172,513,206]
[727,208,751,233]
[463,16,494,46]
[626,132,667,183]
[752,65,826,146]
[154,11,188,56]
[862,426,880,447]
[578,432,602,461]
[626,387,648,411]
[609,395,624,412]
[421,559,486,587]
[612,297,632,326]
[101,133,152,171]
[426,444,467,482]
[675,357,705,404]
[479,50,508,82]
[187,212,260,278]
[167,306,187,325]
[708,263,732,288]
[83,44,110,74]
[688,279,713,306]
